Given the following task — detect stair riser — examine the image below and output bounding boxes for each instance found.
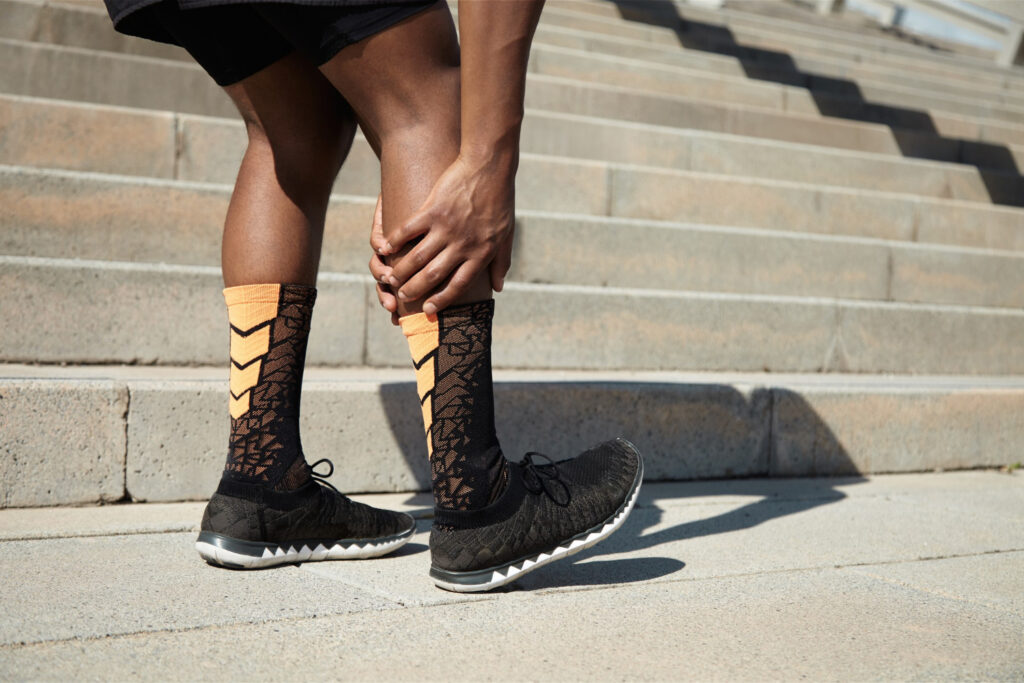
[528,44,1024,127]
[3,374,1021,506]
[8,0,1022,113]
[5,38,1024,168]
[532,23,1024,106]
[7,94,1021,205]
[5,169,1024,308]
[5,257,1024,375]
[8,154,1024,252]
[542,3,1024,91]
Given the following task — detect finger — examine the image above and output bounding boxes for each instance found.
[388,233,446,286]
[376,282,398,313]
[368,253,393,285]
[397,248,461,305]
[391,311,400,326]
[423,261,484,316]
[369,194,385,251]
[380,208,431,255]
[489,224,515,292]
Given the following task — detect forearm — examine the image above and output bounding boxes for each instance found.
[457,0,545,171]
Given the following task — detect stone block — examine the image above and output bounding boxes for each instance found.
[0,95,176,178]
[488,285,837,372]
[517,155,609,214]
[915,200,1024,252]
[890,245,1024,308]
[0,39,235,118]
[510,213,890,300]
[0,167,226,263]
[493,380,772,480]
[530,45,786,110]
[0,258,366,365]
[772,387,1024,475]
[521,111,692,169]
[836,301,1024,374]
[0,379,127,507]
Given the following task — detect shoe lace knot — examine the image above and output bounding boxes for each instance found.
[310,458,340,493]
[521,452,570,506]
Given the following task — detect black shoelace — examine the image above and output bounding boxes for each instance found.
[521,452,571,506]
[310,458,340,494]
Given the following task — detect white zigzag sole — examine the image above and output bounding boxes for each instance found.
[431,466,644,593]
[196,528,414,569]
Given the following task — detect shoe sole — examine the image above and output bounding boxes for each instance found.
[430,443,644,592]
[196,524,416,569]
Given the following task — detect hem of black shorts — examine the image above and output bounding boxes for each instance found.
[313,0,435,65]
[176,0,433,10]
[110,0,173,40]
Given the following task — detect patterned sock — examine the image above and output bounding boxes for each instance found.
[400,300,508,511]
[222,283,316,491]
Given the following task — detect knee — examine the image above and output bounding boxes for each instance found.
[242,104,356,196]
[379,66,460,146]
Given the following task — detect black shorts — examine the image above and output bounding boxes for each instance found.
[112,0,437,86]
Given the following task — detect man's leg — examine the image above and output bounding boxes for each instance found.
[317,1,643,593]
[218,54,352,490]
[196,54,415,568]
[319,2,506,512]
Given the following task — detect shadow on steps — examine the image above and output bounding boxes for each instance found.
[378,379,865,588]
[606,0,1024,206]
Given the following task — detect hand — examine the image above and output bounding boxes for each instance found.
[367,194,399,325]
[378,153,516,315]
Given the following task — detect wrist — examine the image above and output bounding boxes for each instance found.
[459,139,520,178]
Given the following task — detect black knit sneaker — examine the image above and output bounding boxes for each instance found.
[196,459,416,569]
[429,438,643,592]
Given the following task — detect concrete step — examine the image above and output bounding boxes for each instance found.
[5,164,1023,310]
[4,254,1024,374]
[527,42,1024,128]
[544,1,1024,91]
[8,0,1023,113]
[533,23,1024,111]
[5,38,1022,174]
[6,93,1024,207]
[8,151,1024,254]
[3,363,1023,506]
[10,1,1024,153]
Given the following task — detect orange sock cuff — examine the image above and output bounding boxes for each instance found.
[223,283,283,306]
[399,311,439,338]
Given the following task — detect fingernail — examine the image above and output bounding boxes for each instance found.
[423,303,436,315]
[397,291,407,301]
[388,276,399,287]
[382,242,393,254]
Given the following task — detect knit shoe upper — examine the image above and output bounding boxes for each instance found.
[197,469,415,568]
[429,438,643,592]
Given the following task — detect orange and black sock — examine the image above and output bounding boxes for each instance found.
[401,299,507,511]
[222,283,316,491]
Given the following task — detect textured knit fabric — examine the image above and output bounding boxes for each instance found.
[202,479,413,544]
[430,439,642,573]
[400,300,507,511]
[223,283,315,490]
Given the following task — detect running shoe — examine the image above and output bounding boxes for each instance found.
[429,438,643,592]
[196,459,416,569]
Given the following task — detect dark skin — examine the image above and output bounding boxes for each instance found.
[221,0,545,319]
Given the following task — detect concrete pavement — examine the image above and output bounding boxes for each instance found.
[2,471,1022,680]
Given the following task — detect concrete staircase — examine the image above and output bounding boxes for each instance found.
[2,0,1023,508]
